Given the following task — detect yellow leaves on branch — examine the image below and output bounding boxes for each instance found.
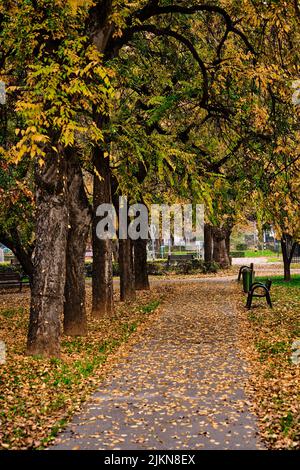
[264,177,300,241]
[11,127,49,162]
[5,37,114,163]
[66,0,94,13]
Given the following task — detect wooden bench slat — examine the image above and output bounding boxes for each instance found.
[0,271,28,291]
[168,254,194,262]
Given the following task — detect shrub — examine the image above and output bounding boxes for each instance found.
[0,263,22,274]
[230,251,245,258]
[84,258,220,277]
[147,261,167,275]
[203,261,219,273]
[174,259,219,275]
[236,243,247,251]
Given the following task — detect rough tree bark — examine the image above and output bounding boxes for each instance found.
[212,227,230,268]
[204,224,213,263]
[92,148,114,317]
[281,234,296,282]
[134,238,150,290]
[225,230,231,257]
[27,154,68,357]
[119,238,136,301]
[112,239,119,263]
[63,153,92,336]
[225,228,232,266]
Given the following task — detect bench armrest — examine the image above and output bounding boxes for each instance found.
[250,282,265,288]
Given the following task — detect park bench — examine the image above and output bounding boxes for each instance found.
[246,279,273,309]
[167,253,194,267]
[0,271,29,292]
[237,263,254,281]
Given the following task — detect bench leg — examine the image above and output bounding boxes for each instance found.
[266,291,272,308]
[246,291,253,309]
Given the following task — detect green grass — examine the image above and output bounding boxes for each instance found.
[243,278,300,448]
[280,412,294,436]
[255,339,290,362]
[140,300,160,314]
[244,249,281,258]
[256,274,300,288]
[0,307,25,318]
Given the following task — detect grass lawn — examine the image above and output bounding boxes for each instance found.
[238,274,300,448]
[256,274,300,288]
[244,249,281,258]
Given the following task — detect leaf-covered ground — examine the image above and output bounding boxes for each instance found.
[52,280,264,450]
[237,280,300,449]
[0,286,165,449]
[1,275,299,450]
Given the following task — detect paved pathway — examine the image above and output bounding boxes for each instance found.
[232,257,268,265]
[52,280,264,450]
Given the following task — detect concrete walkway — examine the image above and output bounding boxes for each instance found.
[52,280,264,450]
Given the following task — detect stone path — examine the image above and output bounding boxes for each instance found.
[52,280,264,450]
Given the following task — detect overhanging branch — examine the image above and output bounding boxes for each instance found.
[115,24,209,107]
[134,2,256,55]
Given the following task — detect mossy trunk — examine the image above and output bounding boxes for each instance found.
[27,155,68,357]
[204,224,213,263]
[92,148,114,317]
[281,235,296,282]
[212,227,230,268]
[64,153,92,336]
[119,238,136,301]
[134,238,150,290]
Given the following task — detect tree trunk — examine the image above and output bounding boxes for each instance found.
[27,155,68,357]
[0,231,34,280]
[225,230,231,257]
[281,235,296,282]
[119,238,136,301]
[225,229,232,266]
[204,224,213,263]
[212,227,230,268]
[134,238,150,290]
[63,154,92,336]
[112,239,119,263]
[92,148,114,317]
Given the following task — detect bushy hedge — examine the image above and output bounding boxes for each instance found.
[230,251,245,258]
[0,263,22,274]
[236,243,248,251]
[85,259,220,277]
[147,259,219,275]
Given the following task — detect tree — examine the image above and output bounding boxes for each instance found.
[261,175,300,281]
[64,150,92,336]
[3,0,298,357]
[92,144,114,317]
[1,1,113,355]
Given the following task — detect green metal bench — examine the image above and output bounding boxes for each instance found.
[246,279,272,309]
[237,263,254,281]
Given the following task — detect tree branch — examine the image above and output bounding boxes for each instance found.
[133,2,256,55]
[0,230,34,278]
[115,24,209,107]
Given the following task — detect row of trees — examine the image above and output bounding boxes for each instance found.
[1,1,300,356]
